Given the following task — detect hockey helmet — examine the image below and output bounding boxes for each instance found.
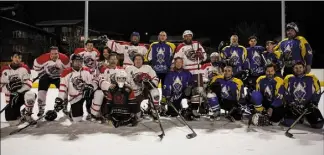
[286,22,299,33]
[183,30,193,38]
[71,54,83,61]
[210,52,220,58]
[44,110,58,121]
[115,70,128,88]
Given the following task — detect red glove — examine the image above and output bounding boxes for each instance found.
[140,73,151,81]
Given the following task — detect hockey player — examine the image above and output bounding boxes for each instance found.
[145,31,176,86]
[221,35,247,75]
[161,57,192,117]
[274,22,313,76]
[263,41,283,77]
[90,52,128,122]
[106,32,148,68]
[0,51,37,126]
[283,61,323,129]
[54,54,97,122]
[73,40,101,75]
[201,52,224,81]
[103,70,139,128]
[250,64,285,126]
[33,46,70,117]
[208,65,245,121]
[173,30,207,119]
[125,54,159,118]
[244,36,266,88]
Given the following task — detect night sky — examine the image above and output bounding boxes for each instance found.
[1,1,323,67]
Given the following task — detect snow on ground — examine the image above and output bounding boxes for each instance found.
[1,88,324,155]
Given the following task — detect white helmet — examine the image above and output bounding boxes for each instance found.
[210,52,220,58]
[183,30,193,38]
[115,70,128,88]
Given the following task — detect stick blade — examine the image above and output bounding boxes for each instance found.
[186,133,197,139]
[285,132,294,138]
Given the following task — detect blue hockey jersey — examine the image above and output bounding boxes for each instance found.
[284,74,321,105]
[145,41,175,74]
[221,45,247,75]
[255,75,285,107]
[162,69,192,100]
[209,75,244,102]
[245,46,265,76]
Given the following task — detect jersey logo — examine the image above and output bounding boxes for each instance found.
[114,94,124,104]
[156,47,166,64]
[128,48,138,61]
[293,82,307,104]
[71,76,85,91]
[252,51,261,66]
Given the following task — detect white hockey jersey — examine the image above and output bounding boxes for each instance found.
[74,48,101,75]
[33,52,70,79]
[201,63,223,82]
[125,65,159,96]
[106,40,148,67]
[173,41,207,74]
[58,67,109,104]
[0,64,32,104]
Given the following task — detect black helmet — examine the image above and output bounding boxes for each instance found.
[71,54,83,61]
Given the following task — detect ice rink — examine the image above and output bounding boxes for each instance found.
[1,88,324,155]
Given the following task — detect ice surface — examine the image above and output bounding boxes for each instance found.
[1,88,323,155]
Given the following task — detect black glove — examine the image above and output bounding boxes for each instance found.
[44,110,58,121]
[83,84,94,100]
[54,97,65,112]
[305,102,318,113]
[6,77,22,92]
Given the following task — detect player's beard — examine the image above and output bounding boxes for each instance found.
[10,62,21,69]
[184,39,192,45]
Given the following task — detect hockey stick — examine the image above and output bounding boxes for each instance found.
[9,113,46,135]
[144,80,165,140]
[167,100,197,139]
[285,108,308,138]
[0,104,10,114]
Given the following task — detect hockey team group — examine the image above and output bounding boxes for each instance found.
[0,22,323,137]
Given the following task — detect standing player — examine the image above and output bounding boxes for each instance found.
[274,22,313,76]
[0,51,37,125]
[74,40,101,75]
[106,32,148,68]
[33,46,70,117]
[173,30,207,119]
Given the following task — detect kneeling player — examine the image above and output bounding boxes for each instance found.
[250,64,285,126]
[104,70,140,128]
[53,54,96,122]
[0,51,37,126]
[162,57,192,117]
[283,61,323,129]
[208,65,245,121]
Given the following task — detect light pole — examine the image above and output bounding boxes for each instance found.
[84,1,89,43]
[281,0,285,40]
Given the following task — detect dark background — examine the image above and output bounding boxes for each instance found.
[0,1,323,68]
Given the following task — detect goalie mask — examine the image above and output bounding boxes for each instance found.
[115,70,128,88]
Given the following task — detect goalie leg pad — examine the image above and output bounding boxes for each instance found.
[305,108,324,129]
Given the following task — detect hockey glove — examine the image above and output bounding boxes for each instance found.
[54,97,65,112]
[6,77,23,92]
[44,110,58,121]
[83,84,94,100]
[196,51,204,60]
[140,73,151,82]
[267,107,273,117]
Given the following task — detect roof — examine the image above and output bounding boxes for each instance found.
[36,20,83,26]
[0,16,56,36]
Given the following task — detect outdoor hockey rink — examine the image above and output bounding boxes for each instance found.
[1,88,324,155]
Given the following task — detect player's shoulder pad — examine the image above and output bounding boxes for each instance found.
[233,77,244,85]
[99,65,107,74]
[238,45,246,49]
[256,75,267,84]
[59,53,70,65]
[210,75,224,83]
[93,48,101,56]
[36,53,51,65]
[20,64,31,74]
[82,66,91,73]
[119,41,131,45]
[61,67,73,78]
[283,74,294,81]
[166,42,176,52]
[296,36,307,42]
[175,43,186,53]
[274,76,284,84]
[305,73,318,80]
[0,65,11,75]
[74,48,85,54]
[222,46,230,51]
